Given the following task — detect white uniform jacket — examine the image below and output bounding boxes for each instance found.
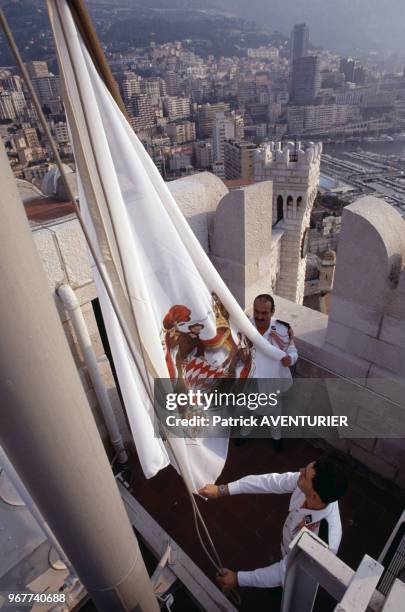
[255,317,298,365]
[250,317,298,381]
[228,471,342,588]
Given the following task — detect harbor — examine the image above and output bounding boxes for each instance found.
[320,139,405,215]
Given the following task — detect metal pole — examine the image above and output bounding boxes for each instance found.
[0,140,159,612]
[68,0,129,121]
[57,284,128,464]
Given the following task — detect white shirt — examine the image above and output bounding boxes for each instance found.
[228,471,342,588]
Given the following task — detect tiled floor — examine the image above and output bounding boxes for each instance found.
[128,439,404,612]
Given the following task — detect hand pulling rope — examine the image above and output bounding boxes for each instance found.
[0,6,240,606]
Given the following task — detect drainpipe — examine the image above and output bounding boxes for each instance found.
[57,284,127,465]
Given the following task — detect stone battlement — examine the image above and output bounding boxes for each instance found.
[254,140,322,172]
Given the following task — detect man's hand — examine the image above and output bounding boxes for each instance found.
[216,568,237,592]
[281,355,292,367]
[198,484,220,498]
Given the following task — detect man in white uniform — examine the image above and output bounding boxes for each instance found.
[198,458,347,591]
[250,294,298,448]
[252,293,298,372]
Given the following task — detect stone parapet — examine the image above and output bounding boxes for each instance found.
[327,196,405,375]
[167,171,228,253]
[211,181,275,309]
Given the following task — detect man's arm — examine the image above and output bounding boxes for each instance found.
[237,560,284,588]
[325,502,342,554]
[216,562,284,591]
[199,472,299,498]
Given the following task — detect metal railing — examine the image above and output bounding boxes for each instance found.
[282,528,405,612]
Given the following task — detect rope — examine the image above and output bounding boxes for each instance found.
[0,7,241,605]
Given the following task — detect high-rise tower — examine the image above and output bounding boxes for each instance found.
[290,23,309,62]
[291,56,321,105]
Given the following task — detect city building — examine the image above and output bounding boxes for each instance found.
[212,160,225,178]
[165,120,196,144]
[224,140,256,180]
[13,125,45,166]
[196,102,231,138]
[26,60,49,78]
[32,74,60,107]
[212,112,244,163]
[194,141,213,169]
[120,72,141,102]
[0,74,23,92]
[164,71,180,97]
[0,91,16,120]
[141,77,166,106]
[291,56,321,105]
[129,94,155,132]
[247,46,279,60]
[162,96,190,121]
[9,91,27,119]
[237,77,256,106]
[21,126,40,149]
[166,145,193,172]
[340,57,365,84]
[54,122,70,144]
[287,103,361,135]
[290,23,309,62]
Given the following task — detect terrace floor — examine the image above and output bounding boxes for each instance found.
[127,438,404,612]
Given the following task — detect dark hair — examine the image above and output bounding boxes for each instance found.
[312,459,348,504]
[254,294,275,311]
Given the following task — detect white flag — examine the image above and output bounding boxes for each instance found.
[48,0,288,491]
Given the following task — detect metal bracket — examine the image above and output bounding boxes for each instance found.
[151,542,178,605]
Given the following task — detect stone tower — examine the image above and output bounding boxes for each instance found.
[254,141,321,304]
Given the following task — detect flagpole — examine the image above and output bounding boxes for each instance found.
[68,0,130,121]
